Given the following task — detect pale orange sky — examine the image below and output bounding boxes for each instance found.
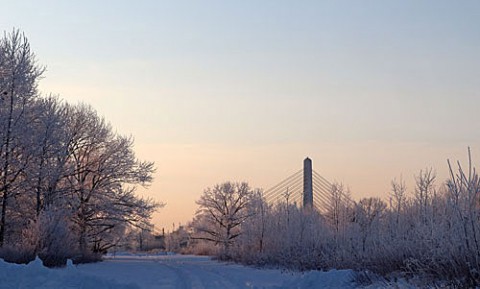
[3,1,480,231]
[134,142,473,231]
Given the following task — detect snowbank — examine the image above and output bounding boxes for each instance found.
[282,270,355,289]
[0,254,413,288]
[0,258,138,289]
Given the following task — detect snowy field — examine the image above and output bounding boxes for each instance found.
[0,254,361,289]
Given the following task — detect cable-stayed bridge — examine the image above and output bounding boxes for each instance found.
[263,158,337,213]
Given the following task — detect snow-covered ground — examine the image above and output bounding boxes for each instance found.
[0,254,402,289]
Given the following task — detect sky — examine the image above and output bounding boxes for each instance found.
[2,1,480,232]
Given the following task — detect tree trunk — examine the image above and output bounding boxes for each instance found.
[0,91,14,247]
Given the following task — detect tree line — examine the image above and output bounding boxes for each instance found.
[0,30,159,266]
[190,151,480,287]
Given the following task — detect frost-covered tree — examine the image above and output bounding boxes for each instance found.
[0,29,45,247]
[193,182,257,255]
[28,97,70,215]
[62,104,158,257]
[230,196,329,270]
[0,29,161,265]
[212,150,480,286]
[414,168,436,224]
[240,191,268,254]
[35,208,76,267]
[353,197,386,253]
[390,177,406,225]
[325,182,353,245]
[443,148,480,284]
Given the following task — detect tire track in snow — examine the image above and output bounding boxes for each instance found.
[77,255,305,288]
[161,258,241,289]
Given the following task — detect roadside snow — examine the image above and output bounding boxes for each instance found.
[0,258,137,289]
[0,254,360,288]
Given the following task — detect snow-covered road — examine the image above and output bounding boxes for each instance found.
[0,254,356,288]
[80,255,298,288]
[80,254,355,289]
